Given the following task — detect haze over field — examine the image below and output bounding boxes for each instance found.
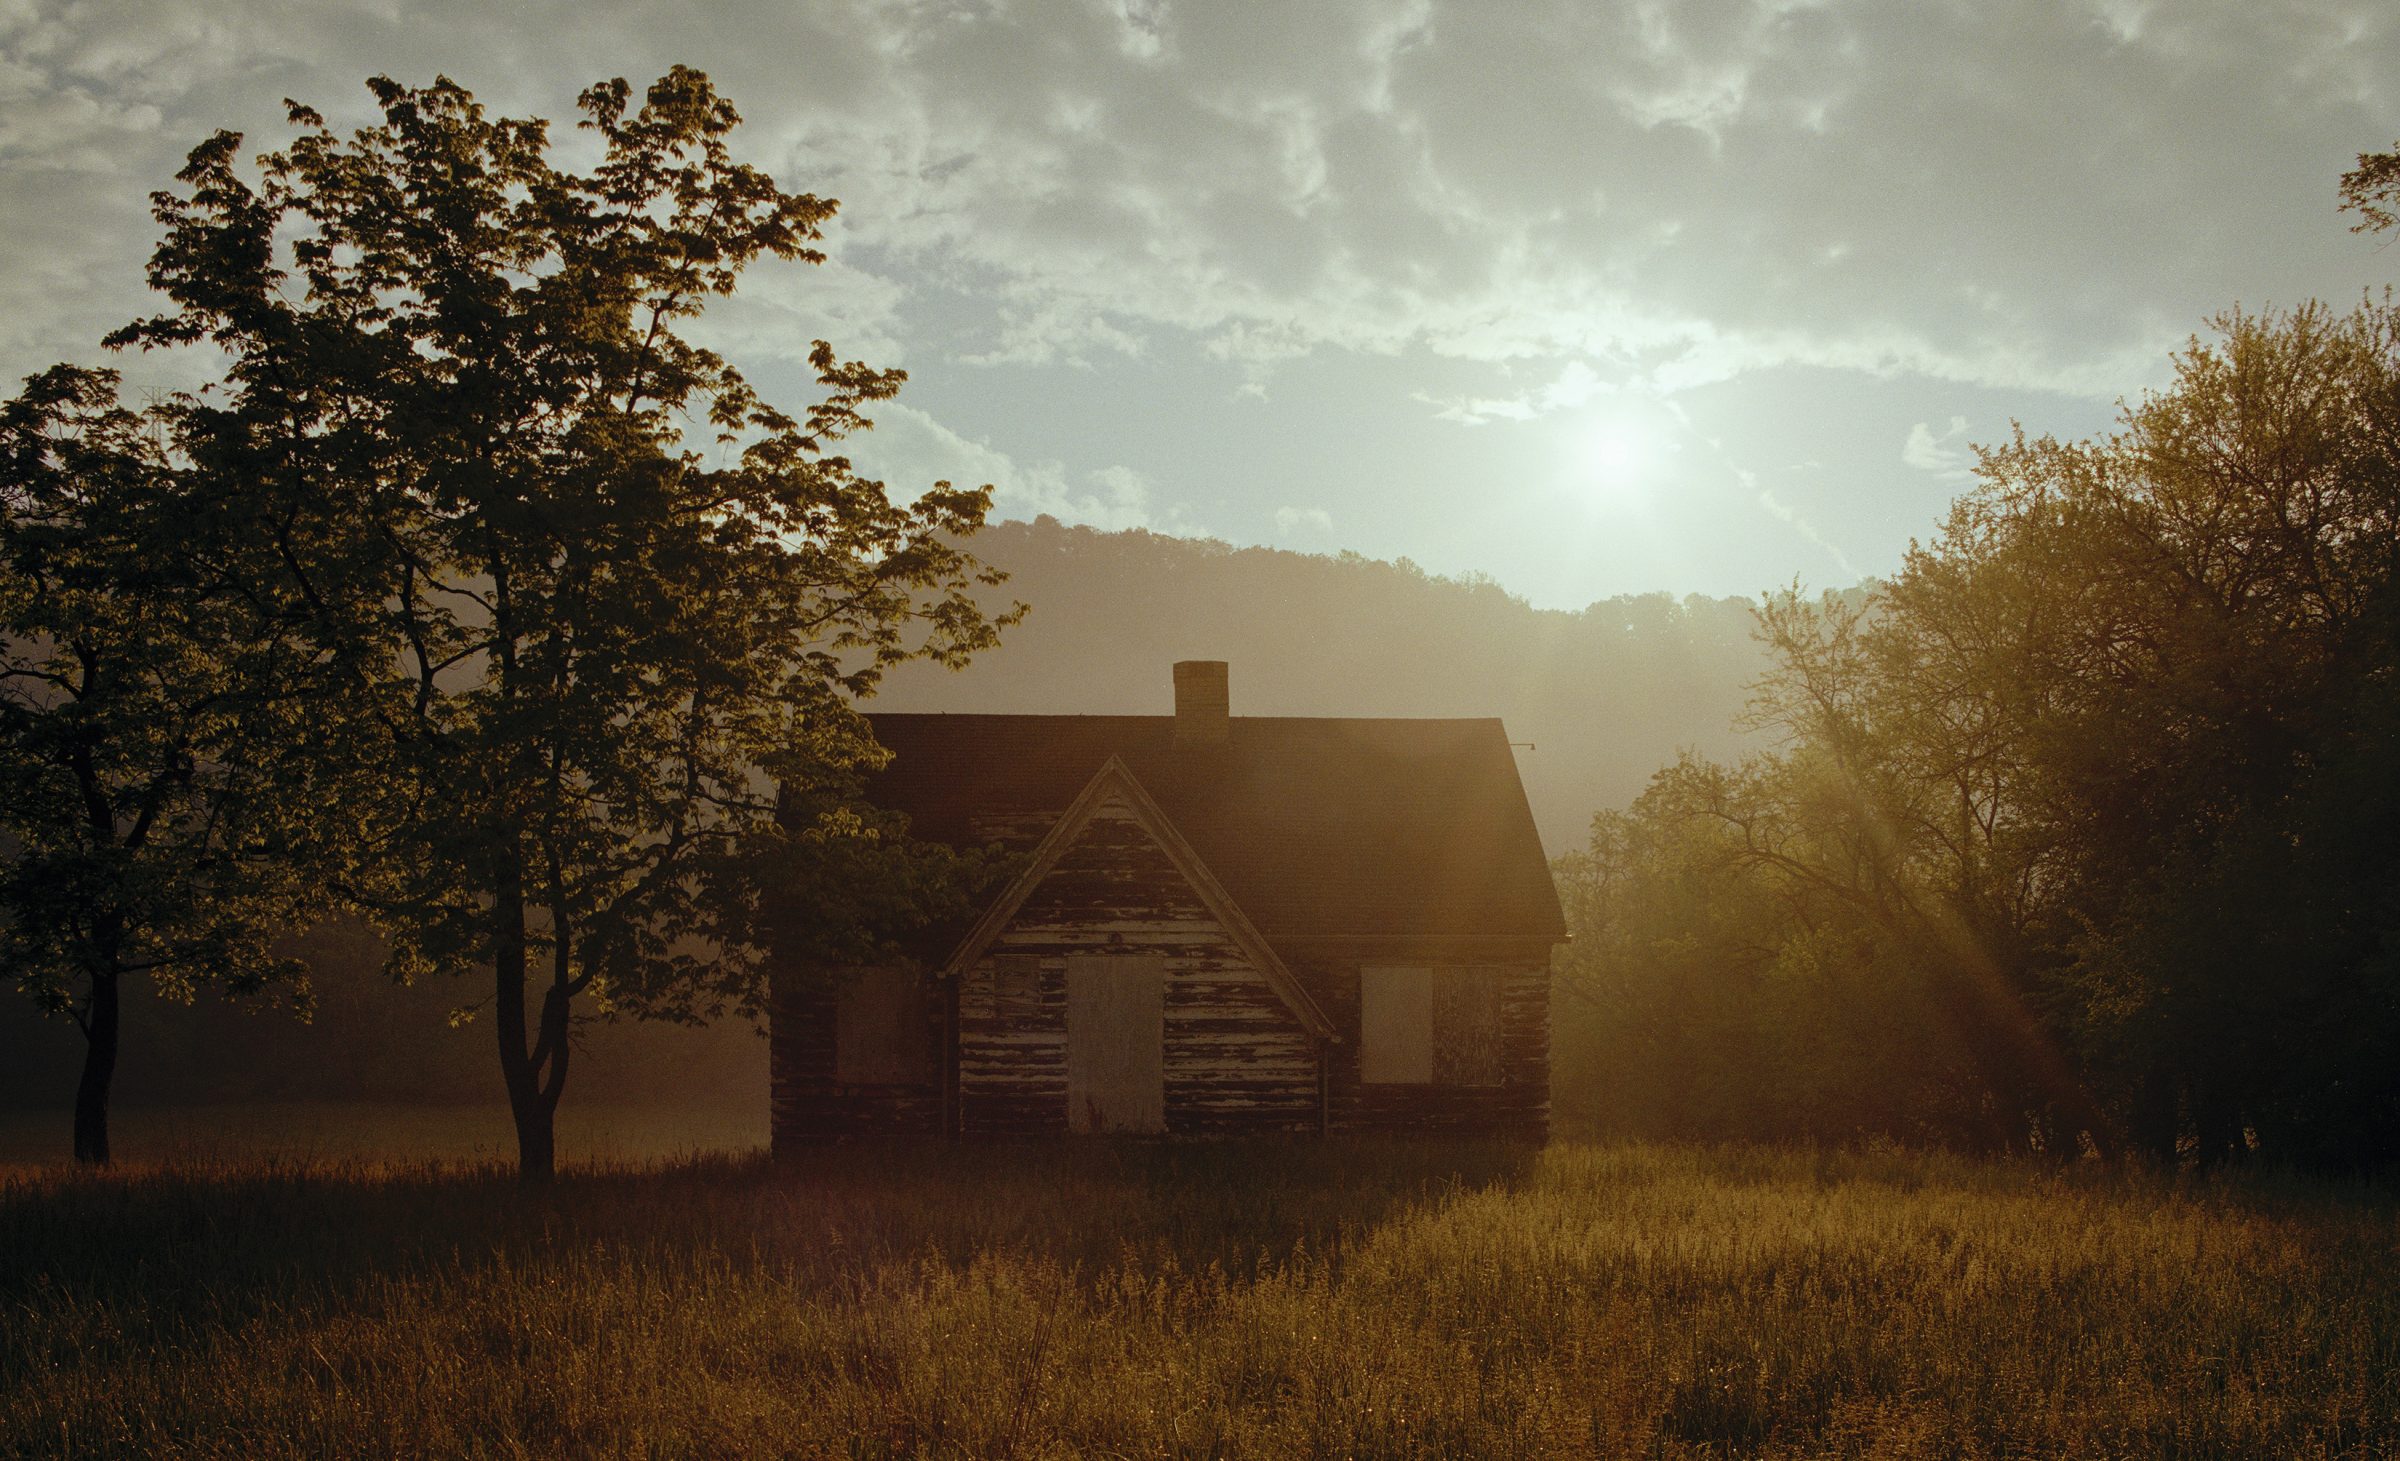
[0,525,1767,1119]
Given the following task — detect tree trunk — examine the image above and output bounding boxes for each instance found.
[493,856,555,1183]
[73,968,121,1166]
[509,1084,556,1180]
[2192,1079,2245,1168]
[2127,1068,2180,1164]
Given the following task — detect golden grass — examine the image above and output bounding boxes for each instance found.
[3,1140,2395,1458]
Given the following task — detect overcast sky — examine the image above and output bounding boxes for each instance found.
[5,0,2397,607]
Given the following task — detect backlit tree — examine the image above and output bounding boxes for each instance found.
[111,68,1017,1179]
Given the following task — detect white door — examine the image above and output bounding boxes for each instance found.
[1065,955,1166,1133]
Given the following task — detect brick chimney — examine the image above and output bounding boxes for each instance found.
[1172,660,1230,748]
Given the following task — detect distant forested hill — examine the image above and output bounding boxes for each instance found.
[875,516,1773,854]
[0,519,1777,1112]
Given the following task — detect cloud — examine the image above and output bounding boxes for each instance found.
[3,0,2392,617]
[1755,482,1858,579]
[686,250,912,368]
[1902,416,1975,479]
[1206,320,1320,399]
[954,299,1147,368]
[1274,504,1334,534]
[847,402,1195,535]
[7,0,2394,408]
[762,0,2390,398]
[1425,357,1621,424]
[1430,393,1539,424]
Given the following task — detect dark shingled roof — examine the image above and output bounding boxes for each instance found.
[865,714,1567,942]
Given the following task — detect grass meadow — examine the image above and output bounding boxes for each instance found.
[3,1131,2397,1459]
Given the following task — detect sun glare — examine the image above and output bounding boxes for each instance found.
[1566,409,1666,510]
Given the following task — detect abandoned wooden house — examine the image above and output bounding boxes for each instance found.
[769,661,1565,1144]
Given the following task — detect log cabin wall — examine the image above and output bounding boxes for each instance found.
[1287,941,1552,1140]
[957,794,1319,1136]
[767,973,944,1148]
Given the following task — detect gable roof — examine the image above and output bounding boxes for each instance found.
[865,713,1567,943]
[940,756,1338,1040]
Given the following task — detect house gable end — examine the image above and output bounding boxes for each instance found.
[940,756,1338,1042]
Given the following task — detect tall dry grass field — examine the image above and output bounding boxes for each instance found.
[3,1141,2394,1458]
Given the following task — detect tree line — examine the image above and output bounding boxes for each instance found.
[1556,150,2400,1167]
[0,522,1775,1117]
[1,70,1013,1177]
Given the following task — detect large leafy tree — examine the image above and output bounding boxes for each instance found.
[1556,299,2400,1165]
[1,366,341,1164]
[2027,303,2400,1163]
[112,68,1016,1179]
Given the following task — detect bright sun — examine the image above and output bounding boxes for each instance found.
[1568,411,1663,509]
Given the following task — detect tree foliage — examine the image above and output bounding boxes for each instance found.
[2341,142,2400,236]
[0,366,344,1163]
[1559,300,2400,1166]
[107,68,1017,1178]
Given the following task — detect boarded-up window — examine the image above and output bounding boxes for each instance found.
[835,969,934,1084]
[1362,965,1506,1086]
[1360,966,1434,1083]
[1432,968,1504,1086]
[992,954,1045,1022]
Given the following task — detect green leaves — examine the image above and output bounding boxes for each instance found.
[2340,143,2400,235]
[1565,299,2400,1165]
[4,67,1019,1172]
[1,361,340,1054]
[90,68,1016,1171]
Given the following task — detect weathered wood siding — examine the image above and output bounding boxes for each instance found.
[768,811,1557,1147]
[768,968,944,1147]
[957,795,1319,1136]
[1293,946,1551,1140]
